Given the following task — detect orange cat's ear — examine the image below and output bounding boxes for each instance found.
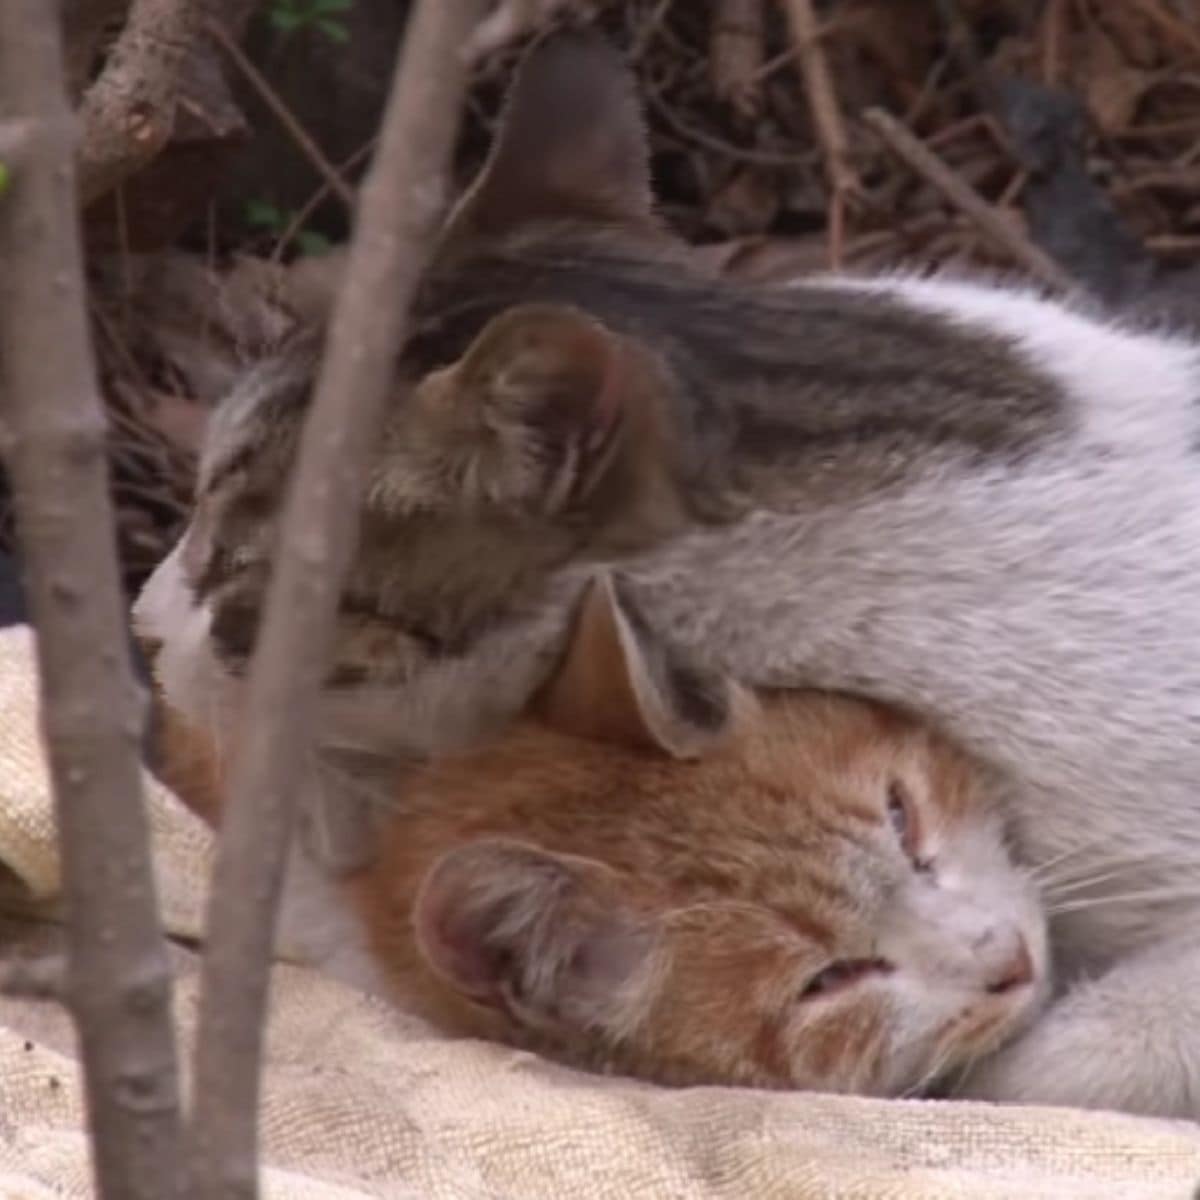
[440,32,655,246]
[536,573,747,758]
[414,838,657,1031]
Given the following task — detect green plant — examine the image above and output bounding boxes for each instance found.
[243,198,333,256]
[268,0,353,43]
[0,161,9,198]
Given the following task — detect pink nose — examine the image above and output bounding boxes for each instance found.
[986,937,1034,994]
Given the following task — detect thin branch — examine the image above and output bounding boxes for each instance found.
[271,136,379,262]
[183,1,488,1196]
[0,5,183,1200]
[466,0,576,62]
[780,0,859,268]
[862,107,1077,293]
[710,0,765,121]
[205,16,356,212]
[1126,0,1200,63]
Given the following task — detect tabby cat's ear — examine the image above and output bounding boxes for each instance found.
[414,838,657,1034]
[535,573,749,758]
[440,32,655,245]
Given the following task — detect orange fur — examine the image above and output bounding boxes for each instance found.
[352,683,1044,1094]
[145,674,229,829]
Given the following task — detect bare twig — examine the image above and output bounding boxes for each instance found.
[711,0,765,121]
[270,136,379,262]
[863,107,1076,293]
[467,0,576,62]
[780,0,859,268]
[184,1,488,1196]
[1126,0,1200,63]
[0,6,183,1200]
[205,16,356,212]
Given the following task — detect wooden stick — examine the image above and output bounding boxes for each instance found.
[206,16,356,212]
[711,0,765,121]
[1126,0,1200,64]
[0,5,183,1199]
[780,0,858,268]
[75,0,194,205]
[183,1,487,1196]
[863,107,1077,293]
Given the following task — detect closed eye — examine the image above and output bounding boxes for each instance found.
[797,957,892,1001]
[888,780,931,871]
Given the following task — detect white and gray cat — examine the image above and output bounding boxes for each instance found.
[136,33,1200,1118]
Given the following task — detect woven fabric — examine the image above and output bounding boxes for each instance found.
[0,626,1198,1199]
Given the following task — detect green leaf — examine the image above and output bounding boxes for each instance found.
[312,0,353,12]
[244,199,283,229]
[316,17,349,42]
[0,162,9,199]
[297,230,333,256]
[269,9,305,32]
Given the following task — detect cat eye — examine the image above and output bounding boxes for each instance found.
[887,780,928,869]
[797,957,892,1001]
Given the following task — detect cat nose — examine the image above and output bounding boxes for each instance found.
[985,936,1034,994]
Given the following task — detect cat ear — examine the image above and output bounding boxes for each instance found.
[536,573,746,758]
[442,304,637,512]
[414,838,657,1034]
[441,32,655,244]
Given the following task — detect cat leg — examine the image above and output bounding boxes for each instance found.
[953,931,1200,1119]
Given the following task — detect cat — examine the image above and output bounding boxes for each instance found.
[135,32,1200,1113]
[351,573,1051,1099]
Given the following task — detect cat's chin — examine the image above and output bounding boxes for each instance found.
[920,975,1051,1099]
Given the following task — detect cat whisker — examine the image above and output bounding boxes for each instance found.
[902,1033,961,1099]
[1022,834,1114,881]
[1046,886,1199,916]
[1025,846,1139,890]
[1036,863,1147,900]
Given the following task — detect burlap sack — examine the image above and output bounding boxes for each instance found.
[0,625,1198,1199]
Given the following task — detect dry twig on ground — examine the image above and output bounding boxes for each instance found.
[710,0,765,121]
[0,5,183,1199]
[863,106,1076,293]
[780,0,858,267]
[184,0,488,1195]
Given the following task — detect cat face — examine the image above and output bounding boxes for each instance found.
[358,576,1050,1095]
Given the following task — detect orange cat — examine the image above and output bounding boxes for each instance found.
[350,574,1049,1096]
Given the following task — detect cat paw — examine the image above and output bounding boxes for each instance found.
[951,980,1200,1120]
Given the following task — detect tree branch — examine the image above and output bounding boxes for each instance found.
[0,5,183,1200]
[781,0,859,267]
[75,0,260,207]
[183,1,487,1196]
[76,0,196,206]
